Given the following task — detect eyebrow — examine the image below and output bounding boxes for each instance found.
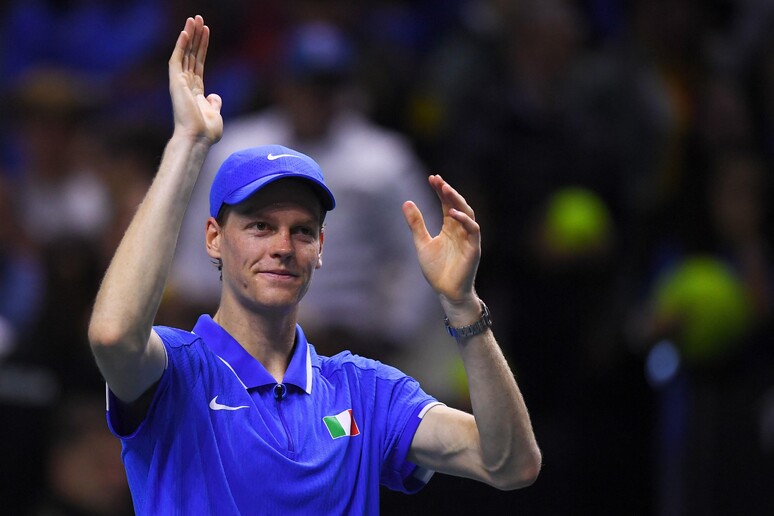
[233,205,322,225]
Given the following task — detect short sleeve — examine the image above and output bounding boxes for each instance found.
[374,363,442,493]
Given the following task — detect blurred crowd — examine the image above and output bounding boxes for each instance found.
[0,0,772,514]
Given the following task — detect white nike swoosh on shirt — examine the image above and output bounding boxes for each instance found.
[209,396,249,411]
[267,153,301,161]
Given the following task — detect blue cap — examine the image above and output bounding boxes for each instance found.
[209,145,336,217]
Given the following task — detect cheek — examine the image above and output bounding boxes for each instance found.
[307,244,323,269]
[221,237,259,269]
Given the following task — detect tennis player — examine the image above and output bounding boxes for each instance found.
[88,15,540,514]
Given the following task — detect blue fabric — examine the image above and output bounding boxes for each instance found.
[108,315,438,515]
[209,145,336,217]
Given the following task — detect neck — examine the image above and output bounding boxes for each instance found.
[213,301,298,383]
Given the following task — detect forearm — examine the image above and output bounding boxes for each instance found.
[403,174,539,487]
[89,135,211,350]
[445,298,542,487]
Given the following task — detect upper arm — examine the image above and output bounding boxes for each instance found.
[408,403,541,491]
[92,329,167,403]
[407,404,493,485]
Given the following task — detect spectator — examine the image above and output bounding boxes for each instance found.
[10,68,111,247]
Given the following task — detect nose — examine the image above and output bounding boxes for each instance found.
[270,229,294,259]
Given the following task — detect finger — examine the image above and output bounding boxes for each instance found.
[169,29,189,74]
[427,175,453,219]
[448,208,481,239]
[181,17,197,73]
[434,175,475,220]
[402,201,431,249]
[190,15,205,75]
[207,93,222,112]
[187,16,203,74]
[170,17,194,72]
[195,24,210,78]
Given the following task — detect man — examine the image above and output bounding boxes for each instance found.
[88,16,540,514]
[172,20,441,366]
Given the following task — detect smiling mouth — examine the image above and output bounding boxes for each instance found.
[261,270,298,278]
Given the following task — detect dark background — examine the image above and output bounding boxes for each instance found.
[1,1,772,514]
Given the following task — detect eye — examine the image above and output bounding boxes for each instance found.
[249,221,269,232]
[293,225,317,239]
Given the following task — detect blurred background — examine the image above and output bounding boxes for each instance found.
[0,0,772,514]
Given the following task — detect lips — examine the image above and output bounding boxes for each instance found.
[261,269,299,278]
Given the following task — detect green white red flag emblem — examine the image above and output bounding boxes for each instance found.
[323,409,360,439]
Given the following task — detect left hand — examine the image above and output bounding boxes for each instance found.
[402,175,481,305]
[168,15,223,144]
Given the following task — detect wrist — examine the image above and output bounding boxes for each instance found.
[439,294,480,323]
[165,132,213,164]
[170,129,217,150]
[444,299,493,341]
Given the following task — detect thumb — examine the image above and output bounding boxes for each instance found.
[207,93,222,111]
[402,200,431,249]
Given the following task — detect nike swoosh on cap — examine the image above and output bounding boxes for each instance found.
[267,153,301,161]
[209,396,249,411]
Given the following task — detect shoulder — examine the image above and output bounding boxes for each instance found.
[316,350,416,384]
[153,325,201,349]
[332,113,424,182]
[149,326,211,383]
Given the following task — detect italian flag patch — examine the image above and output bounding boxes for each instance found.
[323,409,360,439]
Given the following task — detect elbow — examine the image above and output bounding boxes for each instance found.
[490,446,542,491]
[88,314,144,356]
[514,448,542,489]
[88,316,122,351]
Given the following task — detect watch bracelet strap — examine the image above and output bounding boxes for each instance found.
[444,300,492,340]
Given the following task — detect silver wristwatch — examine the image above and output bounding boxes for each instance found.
[445,301,493,340]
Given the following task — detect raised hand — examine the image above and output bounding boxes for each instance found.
[402,175,481,305]
[168,15,223,144]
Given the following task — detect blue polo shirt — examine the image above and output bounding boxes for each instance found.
[107,315,441,515]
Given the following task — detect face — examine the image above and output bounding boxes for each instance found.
[206,179,324,313]
[277,80,337,140]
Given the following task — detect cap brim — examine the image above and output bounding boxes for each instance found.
[222,171,336,212]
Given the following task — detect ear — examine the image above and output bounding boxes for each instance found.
[316,226,325,269]
[205,217,222,260]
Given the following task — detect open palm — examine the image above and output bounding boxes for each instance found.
[402,175,481,303]
[168,15,223,144]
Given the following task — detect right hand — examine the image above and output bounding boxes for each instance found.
[168,15,223,144]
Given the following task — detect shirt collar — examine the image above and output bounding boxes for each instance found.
[192,314,313,394]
